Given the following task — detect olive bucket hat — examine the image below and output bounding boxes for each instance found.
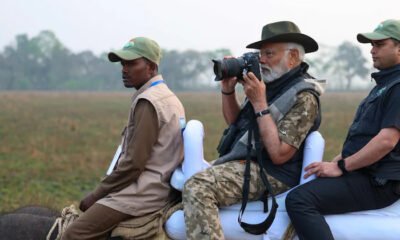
[357,19,400,43]
[246,21,318,53]
[108,37,161,65]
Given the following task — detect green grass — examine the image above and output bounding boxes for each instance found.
[0,91,366,213]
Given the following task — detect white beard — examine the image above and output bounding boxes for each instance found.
[260,56,291,83]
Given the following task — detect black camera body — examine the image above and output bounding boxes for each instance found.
[212,52,261,81]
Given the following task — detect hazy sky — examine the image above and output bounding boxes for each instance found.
[1,0,399,57]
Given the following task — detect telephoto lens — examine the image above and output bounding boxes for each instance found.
[212,52,260,81]
[212,58,245,81]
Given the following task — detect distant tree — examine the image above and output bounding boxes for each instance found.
[2,34,32,89]
[207,48,231,59]
[0,31,121,91]
[0,31,70,90]
[305,43,334,78]
[328,41,369,90]
[31,30,72,89]
[0,31,230,91]
[0,51,13,89]
[160,48,231,91]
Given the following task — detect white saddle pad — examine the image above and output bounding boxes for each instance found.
[165,196,400,240]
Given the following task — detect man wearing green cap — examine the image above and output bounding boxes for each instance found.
[182,21,323,239]
[63,37,186,240]
[286,19,400,240]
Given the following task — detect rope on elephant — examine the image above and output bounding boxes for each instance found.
[46,205,80,240]
[282,222,296,240]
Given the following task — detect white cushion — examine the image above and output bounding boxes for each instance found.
[166,122,400,239]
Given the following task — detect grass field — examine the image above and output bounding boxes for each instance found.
[0,91,366,213]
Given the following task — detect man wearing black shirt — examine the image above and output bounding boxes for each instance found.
[286,19,400,240]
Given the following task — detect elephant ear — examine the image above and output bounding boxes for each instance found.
[0,213,57,240]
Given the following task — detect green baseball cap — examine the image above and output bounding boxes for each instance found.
[108,37,162,65]
[357,19,400,43]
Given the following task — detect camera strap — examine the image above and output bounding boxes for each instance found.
[238,113,278,235]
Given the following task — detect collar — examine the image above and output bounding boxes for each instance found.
[371,64,400,86]
[131,74,163,101]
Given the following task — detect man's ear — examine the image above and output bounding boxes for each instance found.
[146,61,158,76]
[289,49,300,66]
[396,43,400,57]
[149,62,157,74]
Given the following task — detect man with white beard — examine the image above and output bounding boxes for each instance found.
[182,21,323,239]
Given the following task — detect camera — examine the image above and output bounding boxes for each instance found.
[212,52,261,81]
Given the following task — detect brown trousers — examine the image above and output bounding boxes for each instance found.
[62,203,131,240]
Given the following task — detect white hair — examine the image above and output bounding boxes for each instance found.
[286,42,305,62]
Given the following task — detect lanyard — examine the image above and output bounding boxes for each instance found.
[150,80,164,87]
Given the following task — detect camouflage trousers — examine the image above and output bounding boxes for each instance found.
[182,160,290,240]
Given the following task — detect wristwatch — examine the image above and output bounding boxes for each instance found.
[337,158,348,174]
[255,108,270,118]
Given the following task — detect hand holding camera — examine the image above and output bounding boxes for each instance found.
[213,52,267,110]
[242,72,268,112]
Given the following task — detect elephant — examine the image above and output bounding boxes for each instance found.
[0,206,60,240]
[0,206,125,240]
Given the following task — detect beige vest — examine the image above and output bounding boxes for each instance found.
[98,75,185,216]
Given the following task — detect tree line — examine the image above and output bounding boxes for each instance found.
[0,30,371,91]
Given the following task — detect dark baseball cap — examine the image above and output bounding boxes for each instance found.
[108,37,162,65]
[357,19,400,43]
